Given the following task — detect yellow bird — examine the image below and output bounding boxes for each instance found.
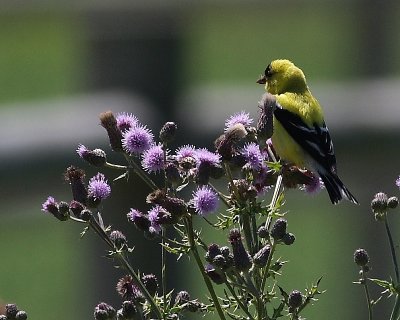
[257,59,358,204]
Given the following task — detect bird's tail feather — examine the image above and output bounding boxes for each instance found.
[319,171,359,205]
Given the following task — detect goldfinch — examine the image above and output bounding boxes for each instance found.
[257,59,358,204]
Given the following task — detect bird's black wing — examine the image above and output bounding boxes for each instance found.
[274,107,337,173]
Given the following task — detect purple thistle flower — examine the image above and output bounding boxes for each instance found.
[141,144,165,173]
[175,145,196,162]
[303,174,324,194]
[241,142,263,170]
[194,148,221,167]
[41,196,58,214]
[88,173,111,200]
[192,185,219,216]
[122,124,154,155]
[147,205,163,234]
[116,112,139,132]
[396,176,400,189]
[128,208,151,231]
[225,111,253,132]
[76,144,90,158]
[76,144,107,167]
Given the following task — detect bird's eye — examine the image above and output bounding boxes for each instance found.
[264,64,273,78]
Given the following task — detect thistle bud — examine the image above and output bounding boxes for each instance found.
[64,166,88,205]
[388,196,399,209]
[257,225,269,239]
[127,209,151,231]
[16,311,28,320]
[94,302,116,320]
[110,230,127,250]
[165,162,182,187]
[175,291,191,306]
[205,264,226,284]
[159,122,177,144]
[77,144,107,167]
[253,244,271,268]
[288,290,303,309]
[121,300,136,318]
[5,304,18,319]
[371,192,388,214]
[283,232,296,245]
[142,274,158,296]
[80,209,92,222]
[354,248,370,267]
[69,200,84,218]
[99,111,124,152]
[229,228,252,272]
[270,218,287,241]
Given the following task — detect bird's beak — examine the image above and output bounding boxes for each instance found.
[256,75,267,84]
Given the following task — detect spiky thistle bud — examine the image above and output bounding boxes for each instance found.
[94,302,116,320]
[283,232,296,245]
[77,144,107,167]
[120,300,136,318]
[371,192,388,214]
[5,304,18,319]
[69,200,84,218]
[270,218,287,241]
[110,230,127,250]
[371,192,388,220]
[354,248,370,267]
[64,166,88,205]
[15,311,28,320]
[288,290,303,309]
[205,264,226,284]
[257,225,269,239]
[228,228,252,272]
[388,196,399,209]
[99,111,124,152]
[175,291,191,306]
[159,122,177,144]
[142,274,158,296]
[253,244,271,268]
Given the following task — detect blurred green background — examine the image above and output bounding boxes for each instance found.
[1,1,400,319]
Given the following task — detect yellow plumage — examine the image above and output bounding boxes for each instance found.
[257,59,358,204]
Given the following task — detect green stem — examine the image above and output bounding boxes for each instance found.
[224,280,255,320]
[385,216,400,284]
[224,162,240,201]
[185,216,227,320]
[162,227,167,320]
[123,154,158,191]
[385,216,400,320]
[88,217,163,319]
[391,295,400,320]
[266,174,283,229]
[241,210,254,254]
[360,268,373,320]
[261,242,277,294]
[104,162,128,170]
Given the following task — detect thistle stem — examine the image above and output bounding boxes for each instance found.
[105,162,128,170]
[185,216,227,320]
[385,216,400,284]
[123,154,158,191]
[360,268,373,320]
[266,174,283,229]
[162,227,167,320]
[385,216,400,320]
[224,280,255,320]
[88,216,163,319]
